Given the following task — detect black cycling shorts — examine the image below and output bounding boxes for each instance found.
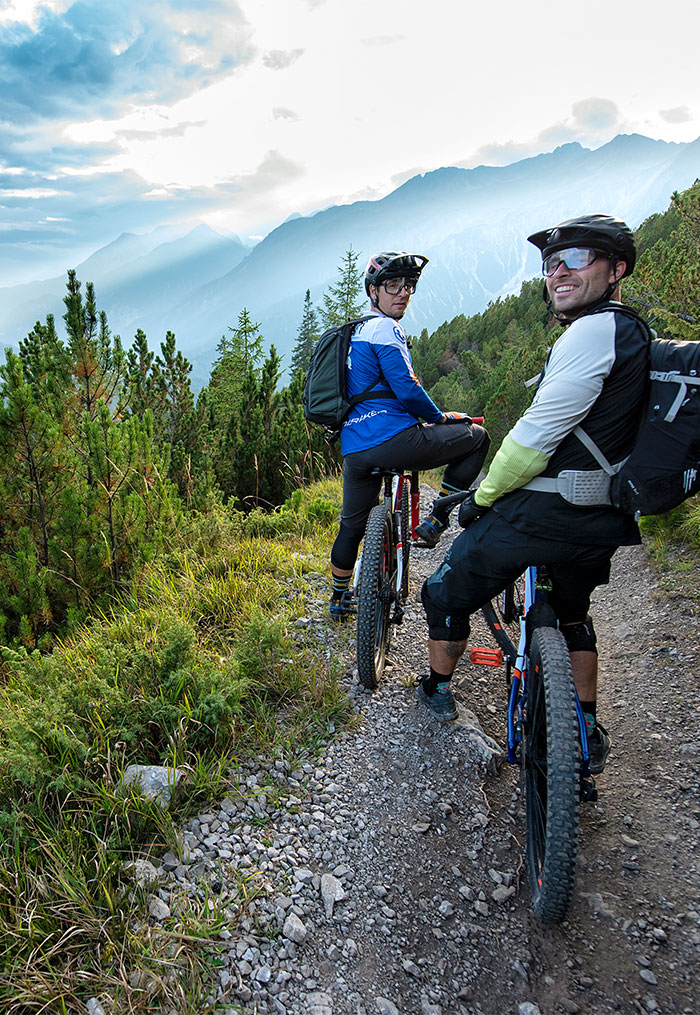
[421,509,615,642]
[340,421,489,533]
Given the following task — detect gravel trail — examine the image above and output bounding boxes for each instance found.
[150,493,700,1015]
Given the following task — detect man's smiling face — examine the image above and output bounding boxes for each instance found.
[546,251,625,317]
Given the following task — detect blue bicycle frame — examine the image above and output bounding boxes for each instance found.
[505,565,593,779]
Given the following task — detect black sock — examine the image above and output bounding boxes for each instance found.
[422,668,451,697]
[331,573,350,598]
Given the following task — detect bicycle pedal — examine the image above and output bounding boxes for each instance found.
[580,776,598,803]
[469,646,504,667]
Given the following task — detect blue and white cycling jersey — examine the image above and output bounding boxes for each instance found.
[340,313,442,455]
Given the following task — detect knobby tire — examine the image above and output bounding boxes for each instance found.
[524,625,580,923]
[356,504,396,690]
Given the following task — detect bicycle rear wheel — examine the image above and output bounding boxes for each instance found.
[482,578,524,664]
[523,625,580,923]
[356,504,396,689]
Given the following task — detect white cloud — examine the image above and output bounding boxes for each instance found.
[660,105,693,124]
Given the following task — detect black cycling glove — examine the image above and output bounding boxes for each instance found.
[458,490,489,529]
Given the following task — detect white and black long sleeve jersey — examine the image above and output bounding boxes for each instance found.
[495,304,650,545]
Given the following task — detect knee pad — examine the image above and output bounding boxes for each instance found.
[330,522,364,572]
[420,581,471,642]
[560,615,597,655]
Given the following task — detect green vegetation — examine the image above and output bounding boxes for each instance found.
[0,481,346,1012]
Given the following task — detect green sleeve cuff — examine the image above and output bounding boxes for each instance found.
[474,435,550,508]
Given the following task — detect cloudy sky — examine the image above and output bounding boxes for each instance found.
[1,0,699,284]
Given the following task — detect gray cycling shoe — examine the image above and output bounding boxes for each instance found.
[587,721,611,774]
[417,679,458,721]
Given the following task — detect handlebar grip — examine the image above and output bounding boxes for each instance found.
[443,414,485,424]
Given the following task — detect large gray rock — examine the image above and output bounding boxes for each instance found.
[122,765,186,808]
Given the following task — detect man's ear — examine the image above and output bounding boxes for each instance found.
[612,259,627,284]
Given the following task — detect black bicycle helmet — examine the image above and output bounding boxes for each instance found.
[364,251,429,295]
[528,214,636,277]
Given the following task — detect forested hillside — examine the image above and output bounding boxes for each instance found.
[2,184,699,653]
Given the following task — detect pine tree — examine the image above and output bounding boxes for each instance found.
[63,271,127,420]
[290,290,320,376]
[318,249,365,329]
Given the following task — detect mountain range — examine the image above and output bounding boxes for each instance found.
[1,133,699,387]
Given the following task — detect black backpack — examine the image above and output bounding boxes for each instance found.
[302,315,395,440]
[610,335,700,516]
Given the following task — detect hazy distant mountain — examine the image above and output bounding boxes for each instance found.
[0,225,249,366]
[170,133,700,378]
[1,134,699,386]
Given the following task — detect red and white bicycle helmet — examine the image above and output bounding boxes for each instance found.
[364,251,429,295]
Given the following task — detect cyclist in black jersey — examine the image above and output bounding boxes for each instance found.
[420,215,647,764]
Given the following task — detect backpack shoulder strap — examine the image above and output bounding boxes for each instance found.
[569,302,652,470]
[345,314,398,408]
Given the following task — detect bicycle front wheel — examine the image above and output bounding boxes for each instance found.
[482,579,524,665]
[524,625,580,923]
[356,504,396,690]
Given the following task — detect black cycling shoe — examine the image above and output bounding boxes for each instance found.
[414,514,449,548]
[587,721,611,775]
[329,590,356,622]
[416,679,458,722]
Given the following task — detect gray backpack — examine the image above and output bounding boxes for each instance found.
[302,316,394,440]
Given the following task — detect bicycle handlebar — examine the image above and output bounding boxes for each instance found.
[442,414,484,425]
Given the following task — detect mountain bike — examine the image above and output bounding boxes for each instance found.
[354,468,419,689]
[480,566,597,923]
[353,415,485,690]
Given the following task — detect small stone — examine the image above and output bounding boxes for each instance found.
[123,859,160,887]
[412,821,431,834]
[438,900,454,918]
[640,969,658,985]
[148,897,170,921]
[518,1004,542,1015]
[307,991,333,1015]
[254,965,272,983]
[86,1001,107,1015]
[376,999,400,1015]
[492,885,516,903]
[321,873,346,918]
[282,913,307,944]
[559,1000,580,1014]
[620,834,640,848]
[402,958,422,978]
[474,900,489,917]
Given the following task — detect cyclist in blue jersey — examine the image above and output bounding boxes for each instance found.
[329,251,489,621]
[420,216,647,768]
